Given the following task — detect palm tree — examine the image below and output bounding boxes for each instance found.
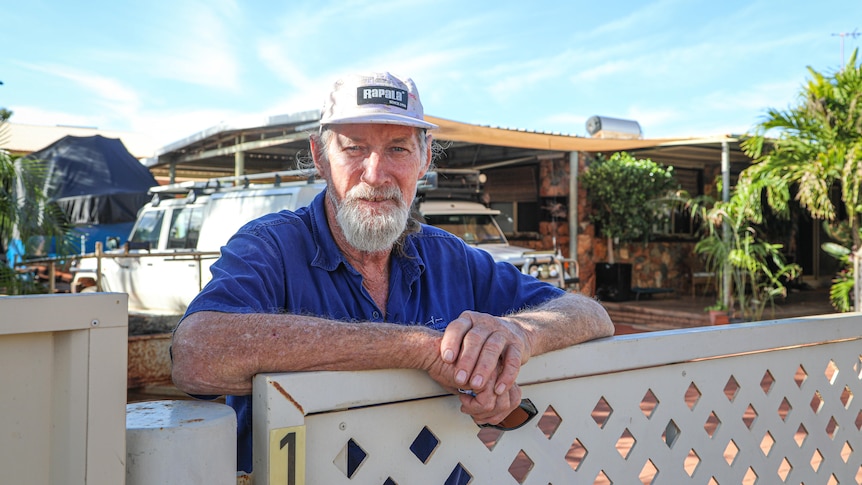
[0,110,73,294]
[740,50,862,310]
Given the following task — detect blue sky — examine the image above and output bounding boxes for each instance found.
[3,0,861,149]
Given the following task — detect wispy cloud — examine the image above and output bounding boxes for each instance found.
[9,105,103,130]
[145,0,243,91]
[570,58,643,84]
[484,52,570,99]
[623,106,681,136]
[477,0,686,102]
[706,80,803,111]
[129,108,242,146]
[256,41,316,91]
[541,113,589,135]
[584,0,683,38]
[19,63,141,116]
[254,2,499,118]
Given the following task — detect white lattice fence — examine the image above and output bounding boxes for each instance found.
[253,315,862,484]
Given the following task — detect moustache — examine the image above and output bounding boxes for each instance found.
[344,185,404,205]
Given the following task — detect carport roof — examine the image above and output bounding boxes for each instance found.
[143,111,753,179]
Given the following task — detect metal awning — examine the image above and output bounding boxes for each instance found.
[143,112,754,180]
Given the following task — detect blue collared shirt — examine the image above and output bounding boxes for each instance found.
[182,190,564,472]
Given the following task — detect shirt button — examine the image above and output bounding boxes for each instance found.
[372,311,380,319]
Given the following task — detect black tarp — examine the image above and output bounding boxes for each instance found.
[22,135,157,225]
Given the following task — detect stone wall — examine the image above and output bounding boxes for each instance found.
[592,239,698,293]
[504,153,702,298]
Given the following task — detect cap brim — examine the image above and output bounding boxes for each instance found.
[322,113,438,130]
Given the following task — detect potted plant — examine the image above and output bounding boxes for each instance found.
[581,152,678,301]
[704,301,730,325]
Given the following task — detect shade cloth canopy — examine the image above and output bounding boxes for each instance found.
[22,135,157,225]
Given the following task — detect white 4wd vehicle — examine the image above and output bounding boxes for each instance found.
[74,171,326,314]
[417,170,576,289]
[75,170,570,315]
[418,199,533,268]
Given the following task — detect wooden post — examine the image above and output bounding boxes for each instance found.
[95,241,103,292]
[48,260,56,294]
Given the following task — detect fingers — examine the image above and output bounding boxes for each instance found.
[440,311,527,394]
[439,314,471,367]
[495,344,523,395]
[459,381,522,425]
[457,323,505,390]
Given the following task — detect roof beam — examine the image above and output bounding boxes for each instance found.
[161,131,310,165]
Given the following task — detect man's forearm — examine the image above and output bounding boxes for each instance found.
[171,293,613,396]
[508,292,614,359]
[171,310,443,395]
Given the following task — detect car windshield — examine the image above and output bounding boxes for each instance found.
[423,214,507,244]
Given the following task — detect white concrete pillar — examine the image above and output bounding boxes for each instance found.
[126,400,236,485]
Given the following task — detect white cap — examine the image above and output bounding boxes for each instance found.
[320,72,438,130]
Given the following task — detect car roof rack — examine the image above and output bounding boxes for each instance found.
[148,169,316,197]
[417,169,485,201]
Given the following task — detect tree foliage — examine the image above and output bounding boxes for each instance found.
[581,152,678,263]
[0,110,74,294]
[740,49,862,310]
[688,183,801,321]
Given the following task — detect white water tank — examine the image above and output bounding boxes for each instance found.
[126,400,237,485]
[586,115,643,139]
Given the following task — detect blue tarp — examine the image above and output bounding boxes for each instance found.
[71,222,136,254]
[21,135,157,226]
[20,135,158,251]
[5,238,24,269]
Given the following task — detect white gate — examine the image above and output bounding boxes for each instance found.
[254,314,862,484]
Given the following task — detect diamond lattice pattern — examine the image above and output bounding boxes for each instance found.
[299,337,861,484]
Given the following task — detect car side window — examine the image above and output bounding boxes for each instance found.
[167,206,204,249]
[130,211,164,246]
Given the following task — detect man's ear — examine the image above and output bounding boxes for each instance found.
[418,133,433,178]
[310,135,326,176]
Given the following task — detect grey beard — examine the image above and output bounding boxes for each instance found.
[332,185,409,253]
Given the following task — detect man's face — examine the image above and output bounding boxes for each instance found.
[315,123,431,252]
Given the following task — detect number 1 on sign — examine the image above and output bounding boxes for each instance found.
[269,426,306,485]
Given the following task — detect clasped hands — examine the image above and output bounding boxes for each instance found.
[426,310,533,427]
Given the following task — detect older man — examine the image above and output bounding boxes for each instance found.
[171,71,614,474]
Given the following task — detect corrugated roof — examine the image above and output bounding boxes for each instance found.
[3,123,157,159]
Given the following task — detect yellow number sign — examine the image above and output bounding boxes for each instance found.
[269,426,306,485]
